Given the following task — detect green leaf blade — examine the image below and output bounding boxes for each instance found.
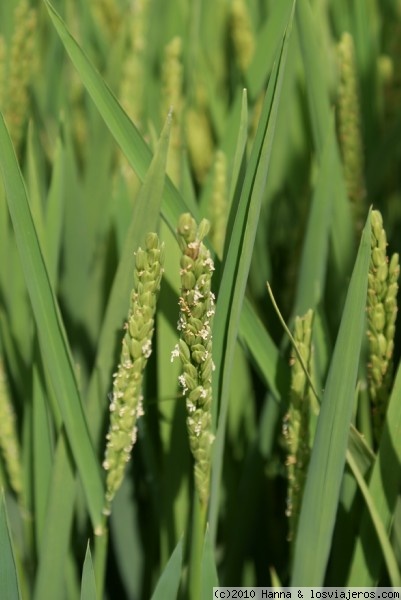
[209,0,296,541]
[0,112,104,528]
[44,0,196,233]
[0,494,21,600]
[348,361,401,585]
[81,544,97,600]
[291,210,371,586]
[151,539,183,600]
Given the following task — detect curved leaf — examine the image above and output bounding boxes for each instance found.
[0,112,104,528]
[291,210,371,585]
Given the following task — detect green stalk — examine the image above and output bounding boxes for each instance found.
[93,524,108,600]
[188,495,207,600]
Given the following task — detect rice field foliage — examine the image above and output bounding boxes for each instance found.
[1,0,401,597]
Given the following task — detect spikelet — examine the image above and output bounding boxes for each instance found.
[3,0,37,151]
[0,358,23,500]
[172,214,215,506]
[89,0,122,42]
[380,14,401,125]
[378,54,394,88]
[229,0,255,74]
[185,84,214,184]
[118,0,150,189]
[367,210,399,444]
[209,150,228,259]
[283,309,314,543]
[161,37,184,186]
[337,32,366,230]
[120,0,150,129]
[103,233,164,514]
[185,107,214,185]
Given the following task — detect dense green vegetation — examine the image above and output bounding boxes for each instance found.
[1,0,401,598]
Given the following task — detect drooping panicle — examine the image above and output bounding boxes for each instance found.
[337,32,366,230]
[283,309,314,544]
[103,233,164,514]
[172,214,215,506]
[229,0,255,73]
[0,357,23,500]
[367,210,399,443]
[1,0,37,151]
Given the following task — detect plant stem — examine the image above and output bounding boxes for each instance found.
[188,495,207,600]
[94,522,108,600]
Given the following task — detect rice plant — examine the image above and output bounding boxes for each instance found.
[1,0,401,598]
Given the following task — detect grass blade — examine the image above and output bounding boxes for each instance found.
[247,0,293,99]
[209,0,296,541]
[348,426,375,478]
[44,0,197,233]
[239,299,288,401]
[33,429,76,600]
[293,133,334,316]
[348,360,401,584]
[0,493,21,600]
[32,363,53,553]
[291,210,371,585]
[346,449,401,586]
[81,544,97,600]
[45,137,65,285]
[0,112,104,528]
[296,0,355,288]
[227,89,248,207]
[151,539,183,600]
[109,477,144,600]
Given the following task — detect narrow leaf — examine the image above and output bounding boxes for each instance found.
[81,544,97,600]
[348,361,401,584]
[34,429,76,600]
[293,132,334,316]
[346,450,401,587]
[291,210,371,585]
[247,0,293,99]
[209,1,296,541]
[240,299,288,402]
[151,539,183,600]
[0,112,104,528]
[201,527,219,600]
[0,494,20,600]
[44,1,196,232]
[296,0,355,287]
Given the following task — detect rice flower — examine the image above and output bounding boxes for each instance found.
[0,357,23,500]
[89,0,122,42]
[367,210,399,443]
[229,0,255,74]
[103,233,164,514]
[2,0,37,151]
[283,309,314,543]
[118,0,150,189]
[185,106,214,185]
[337,32,366,230]
[172,214,215,506]
[161,36,184,186]
[120,0,150,130]
[209,150,228,259]
[185,82,214,185]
